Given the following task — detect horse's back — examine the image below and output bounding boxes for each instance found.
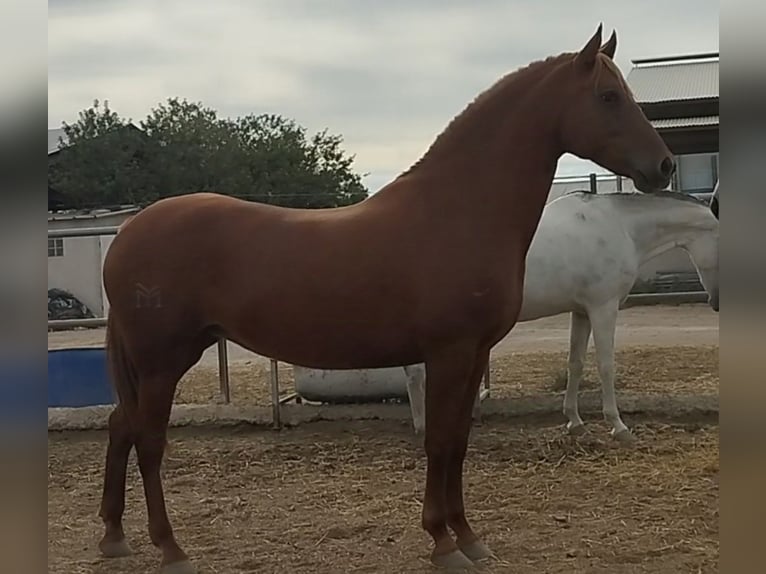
[100,192,429,366]
[103,193,279,321]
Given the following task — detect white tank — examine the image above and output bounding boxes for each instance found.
[293,365,411,403]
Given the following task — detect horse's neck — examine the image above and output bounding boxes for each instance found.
[417,67,564,184]
[384,60,566,233]
[619,199,712,264]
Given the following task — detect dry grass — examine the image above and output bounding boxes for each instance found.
[48,420,719,574]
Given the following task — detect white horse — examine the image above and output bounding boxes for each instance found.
[404,189,719,442]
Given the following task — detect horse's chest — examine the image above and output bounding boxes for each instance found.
[450,274,523,333]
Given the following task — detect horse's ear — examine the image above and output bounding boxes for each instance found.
[600,29,617,59]
[574,24,603,71]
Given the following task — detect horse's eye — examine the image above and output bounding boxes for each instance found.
[600,90,620,104]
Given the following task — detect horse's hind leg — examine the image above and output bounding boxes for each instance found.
[98,404,135,557]
[563,311,591,436]
[135,364,198,574]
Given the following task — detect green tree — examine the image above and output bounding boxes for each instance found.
[139,98,246,199]
[49,97,369,210]
[234,113,368,208]
[49,100,152,209]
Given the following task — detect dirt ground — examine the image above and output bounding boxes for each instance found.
[48,420,718,574]
[48,337,719,573]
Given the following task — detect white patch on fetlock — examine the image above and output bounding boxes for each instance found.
[99,538,132,558]
[566,421,586,436]
[459,539,496,562]
[431,548,475,571]
[612,427,636,445]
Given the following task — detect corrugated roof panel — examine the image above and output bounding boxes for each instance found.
[627,60,718,103]
[651,115,719,129]
[48,128,67,154]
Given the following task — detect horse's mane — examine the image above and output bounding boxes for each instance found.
[563,188,710,207]
[398,52,575,178]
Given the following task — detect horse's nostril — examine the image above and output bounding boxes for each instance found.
[660,157,675,178]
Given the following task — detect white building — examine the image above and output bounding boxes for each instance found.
[48,127,138,317]
[48,207,138,317]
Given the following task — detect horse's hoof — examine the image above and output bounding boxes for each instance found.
[161,559,198,574]
[459,539,496,563]
[612,428,636,446]
[99,538,132,558]
[566,423,586,437]
[431,549,475,570]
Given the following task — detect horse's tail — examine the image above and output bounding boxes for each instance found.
[105,312,139,425]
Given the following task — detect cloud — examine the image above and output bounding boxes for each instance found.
[48,0,718,190]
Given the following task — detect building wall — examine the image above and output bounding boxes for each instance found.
[48,236,104,315]
[48,212,135,317]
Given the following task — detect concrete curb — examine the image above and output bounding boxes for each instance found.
[48,391,718,432]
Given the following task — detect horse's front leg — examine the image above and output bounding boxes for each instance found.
[589,301,634,444]
[421,342,490,569]
[563,310,592,436]
[444,347,496,564]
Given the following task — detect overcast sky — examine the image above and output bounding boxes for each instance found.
[48,0,718,193]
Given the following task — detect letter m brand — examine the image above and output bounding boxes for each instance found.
[135,283,162,308]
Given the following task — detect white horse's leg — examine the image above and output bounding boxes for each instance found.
[563,311,591,435]
[404,364,426,435]
[588,302,633,443]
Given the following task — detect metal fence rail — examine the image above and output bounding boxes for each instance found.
[48,226,121,238]
[622,291,709,307]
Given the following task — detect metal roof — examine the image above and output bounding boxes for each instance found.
[651,115,719,129]
[48,128,67,154]
[626,57,718,103]
[48,206,140,221]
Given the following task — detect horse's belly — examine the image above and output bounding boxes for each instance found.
[517,270,579,321]
[223,308,424,370]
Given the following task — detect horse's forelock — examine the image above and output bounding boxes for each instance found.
[595,55,634,99]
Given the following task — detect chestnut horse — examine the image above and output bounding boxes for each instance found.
[98,26,674,573]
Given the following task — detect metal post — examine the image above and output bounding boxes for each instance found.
[589,172,598,193]
[217,338,230,404]
[270,359,281,429]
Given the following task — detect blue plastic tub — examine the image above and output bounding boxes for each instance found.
[48,347,116,408]
[0,356,45,426]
